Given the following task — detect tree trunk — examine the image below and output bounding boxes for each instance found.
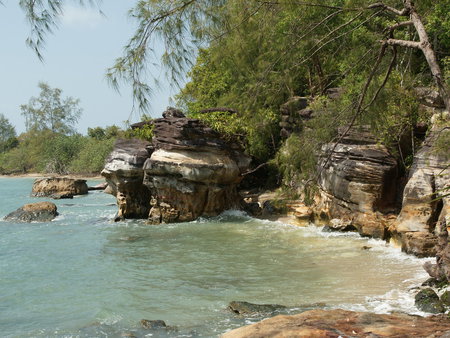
[404,0,450,112]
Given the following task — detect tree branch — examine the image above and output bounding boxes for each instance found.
[384,38,421,49]
[386,20,413,33]
[367,2,409,16]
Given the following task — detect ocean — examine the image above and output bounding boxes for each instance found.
[0,177,432,337]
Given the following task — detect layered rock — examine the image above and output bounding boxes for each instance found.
[143,114,251,224]
[314,125,398,239]
[32,177,88,199]
[222,309,450,337]
[4,202,58,222]
[101,138,153,220]
[392,117,450,257]
[102,109,251,223]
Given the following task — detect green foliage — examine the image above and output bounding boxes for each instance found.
[69,138,115,174]
[433,128,450,160]
[40,133,85,174]
[0,127,117,175]
[0,114,18,153]
[88,125,124,140]
[20,82,82,135]
[425,0,450,58]
[176,49,232,113]
[125,123,154,142]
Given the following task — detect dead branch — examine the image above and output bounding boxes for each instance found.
[242,162,268,176]
[367,2,409,16]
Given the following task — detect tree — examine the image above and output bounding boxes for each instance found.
[14,0,449,113]
[0,114,18,153]
[20,82,82,135]
[369,0,450,111]
[104,0,450,114]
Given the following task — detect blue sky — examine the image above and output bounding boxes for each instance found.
[0,2,177,134]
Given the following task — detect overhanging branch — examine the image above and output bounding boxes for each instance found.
[384,38,421,49]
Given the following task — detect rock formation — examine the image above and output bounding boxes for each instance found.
[4,201,58,222]
[102,109,251,223]
[314,125,398,239]
[31,177,88,199]
[222,308,450,337]
[101,138,153,220]
[392,115,449,257]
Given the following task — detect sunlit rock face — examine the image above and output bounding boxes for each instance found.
[222,308,450,338]
[314,125,398,239]
[143,113,251,224]
[32,177,88,199]
[393,118,450,257]
[102,109,251,223]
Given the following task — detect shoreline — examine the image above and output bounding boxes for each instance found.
[0,173,104,180]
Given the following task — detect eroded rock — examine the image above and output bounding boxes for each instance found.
[392,117,449,257]
[221,308,450,337]
[5,202,58,222]
[32,177,88,199]
[102,109,251,223]
[314,125,398,239]
[101,138,153,220]
[143,116,250,223]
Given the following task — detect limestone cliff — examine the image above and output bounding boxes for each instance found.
[102,109,251,223]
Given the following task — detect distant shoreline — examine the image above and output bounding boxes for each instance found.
[0,173,104,180]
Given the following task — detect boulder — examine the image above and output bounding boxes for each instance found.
[31,177,88,199]
[4,202,58,222]
[222,309,450,337]
[228,301,287,315]
[441,290,450,307]
[322,218,356,232]
[102,109,251,223]
[314,125,398,239]
[415,288,446,314]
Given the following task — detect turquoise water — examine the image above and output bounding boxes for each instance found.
[0,177,431,337]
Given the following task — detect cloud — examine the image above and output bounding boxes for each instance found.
[61,5,105,29]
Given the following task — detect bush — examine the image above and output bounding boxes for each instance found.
[70,138,115,174]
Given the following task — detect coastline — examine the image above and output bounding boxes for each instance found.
[0,173,104,180]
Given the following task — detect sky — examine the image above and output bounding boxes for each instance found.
[0,2,178,135]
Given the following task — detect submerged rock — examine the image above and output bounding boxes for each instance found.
[228,301,286,315]
[4,202,58,222]
[140,319,167,329]
[32,177,88,199]
[222,308,450,337]
[88,182,107,191]
[415,288,446,313]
